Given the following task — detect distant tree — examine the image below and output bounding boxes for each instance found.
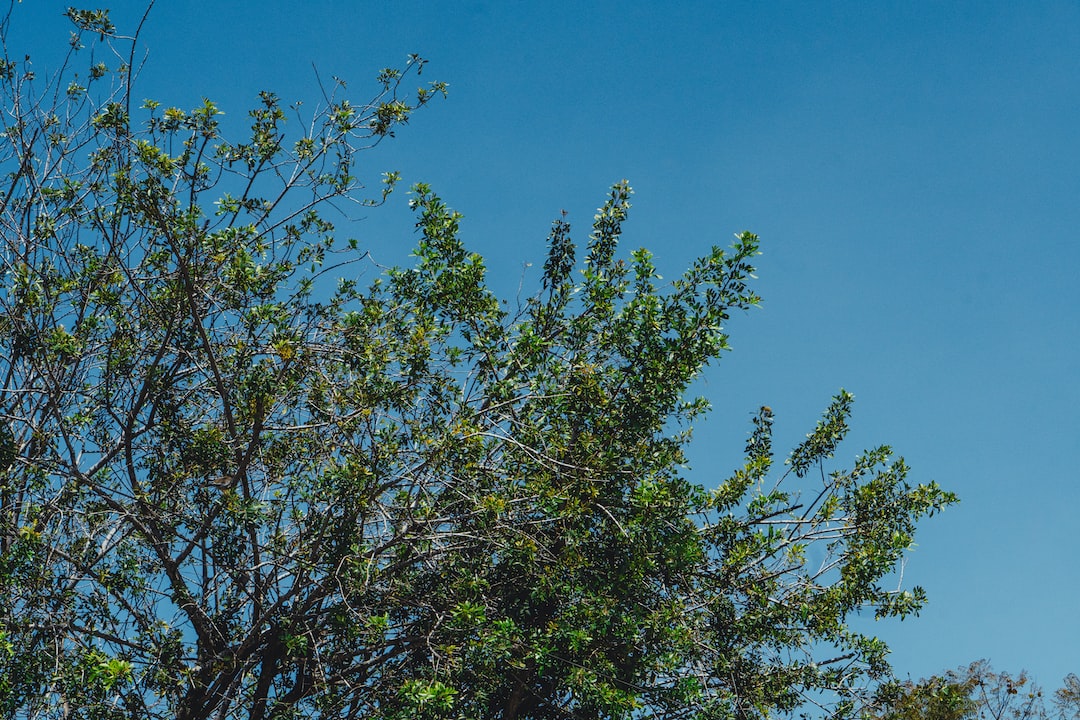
[1054,675,1080,720]
[871,669,979,720]
[872,662,1080,720]
[0,6,957,720]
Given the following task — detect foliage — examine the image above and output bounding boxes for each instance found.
[871,662,1080,720]
[0,6,955,720]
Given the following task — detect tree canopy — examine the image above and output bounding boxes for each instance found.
[0,7,956,719]
[872,662,1080,720]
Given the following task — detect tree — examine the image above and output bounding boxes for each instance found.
[871,662,1080,720]
[0,6,957,720]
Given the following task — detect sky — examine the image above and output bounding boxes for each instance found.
[10,0,1080,692]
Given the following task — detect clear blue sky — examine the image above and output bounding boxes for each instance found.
[13,0,1080,690]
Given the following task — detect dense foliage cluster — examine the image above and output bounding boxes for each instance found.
[0,7,955,719]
